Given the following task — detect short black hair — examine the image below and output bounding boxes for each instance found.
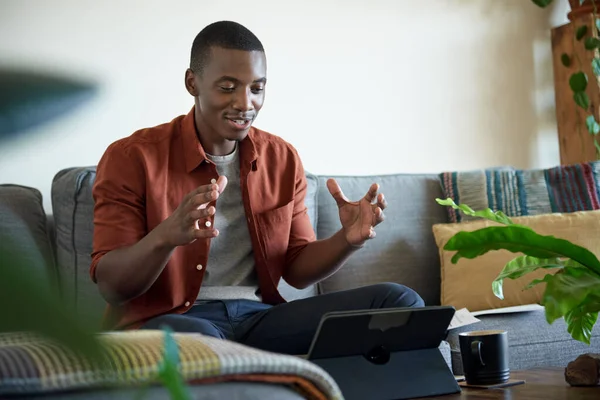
[190,21,264,74]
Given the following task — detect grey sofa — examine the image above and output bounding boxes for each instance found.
[2,166,599,398]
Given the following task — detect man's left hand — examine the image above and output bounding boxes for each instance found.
[326,178,387,247]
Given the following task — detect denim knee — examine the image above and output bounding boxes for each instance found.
[374,282,425,308]
[140,314,226,338]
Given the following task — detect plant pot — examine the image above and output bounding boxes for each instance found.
[568,0,600,21]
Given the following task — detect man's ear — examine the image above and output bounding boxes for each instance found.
[185,68,200,96]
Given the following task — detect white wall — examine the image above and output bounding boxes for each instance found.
[0,0,570,211]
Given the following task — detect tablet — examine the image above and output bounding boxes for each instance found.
[307,306,455,361]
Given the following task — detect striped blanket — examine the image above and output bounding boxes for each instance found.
[440,162,600,222]
[0,330,343,399]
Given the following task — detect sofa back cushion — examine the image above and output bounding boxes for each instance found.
[0,184,58,294]
[50,167,320,325]
[51,167,105,328]
[278,172,320,300]
[315,174,448,306]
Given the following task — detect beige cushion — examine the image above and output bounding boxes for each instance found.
[432,210,600,312]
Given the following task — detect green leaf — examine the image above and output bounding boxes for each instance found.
[525,273,555,290]
[562,259,590,269]
[562,53,572,67]
[586,115,600,135]
[574,91,590,110]
[444,225,600,276]
[542,267,600,324]
[435,198,514,225]
[577,25,589,41]
[565,306,598,344]
[158,327,191,400]
[531,0,553,7]
[492,256,563,300]
[585,37,600,50]
[592,58,600,77]
[596,19,600,33]
[570,72,588,92]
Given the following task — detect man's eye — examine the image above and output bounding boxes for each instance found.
[220,86,235,92]
[251,87,264,94]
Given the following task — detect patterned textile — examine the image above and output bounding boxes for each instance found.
[439,162,600,222]
[0,331,343,399]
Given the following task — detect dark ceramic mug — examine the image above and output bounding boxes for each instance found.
[459,330,509,385]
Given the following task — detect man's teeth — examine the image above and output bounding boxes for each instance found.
[232,119,247,124]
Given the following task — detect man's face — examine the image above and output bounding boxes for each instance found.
[189,47,266,144]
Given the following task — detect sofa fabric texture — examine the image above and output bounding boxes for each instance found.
[316,174,448,306]
[3,163,600,390]
[0,184,57,293]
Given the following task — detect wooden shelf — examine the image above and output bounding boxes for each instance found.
[551,15,600,165]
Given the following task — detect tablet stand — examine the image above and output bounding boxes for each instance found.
[307,307,461,400]
[311,346,460,400]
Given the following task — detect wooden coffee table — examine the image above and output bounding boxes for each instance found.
[423,368,599,399]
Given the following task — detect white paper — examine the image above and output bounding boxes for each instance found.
[470,304,544,317]
[448,308,481,330]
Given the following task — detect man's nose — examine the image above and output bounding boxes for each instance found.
[233,88,254,111]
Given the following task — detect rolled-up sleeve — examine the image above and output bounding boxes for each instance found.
[90,141,147,282]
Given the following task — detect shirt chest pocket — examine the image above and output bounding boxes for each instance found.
[254,200,294,263]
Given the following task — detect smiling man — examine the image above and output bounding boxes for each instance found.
[91,21,424,355]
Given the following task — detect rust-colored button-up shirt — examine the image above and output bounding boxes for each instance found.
[91,108,316,329]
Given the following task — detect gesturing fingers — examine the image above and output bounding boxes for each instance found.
[373,206,385,226]
[326,178,350,207]
[186,206,216,224]
[188,206,219,239]
[364,183,379,203]
[189,188,219,209]
[216,175,228,194]
[191,226,219,239]
[377,193,387,210]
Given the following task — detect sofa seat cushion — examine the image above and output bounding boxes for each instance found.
[446,310,600,374]
[0,331,342,400]
[316,174,448,306]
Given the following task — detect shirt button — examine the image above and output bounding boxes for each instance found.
[196,264,203,270]
[184,301,190,307]
[205,221,212,227]
[210,178,217,184]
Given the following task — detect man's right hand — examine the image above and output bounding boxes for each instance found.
[157,175,228,247]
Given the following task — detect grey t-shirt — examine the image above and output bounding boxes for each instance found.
[197,144,261,302]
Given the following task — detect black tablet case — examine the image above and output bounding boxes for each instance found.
[307,306,461,400]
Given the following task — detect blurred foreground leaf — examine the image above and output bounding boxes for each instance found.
[0,68,96,139]
[0,234,104,363]
[158,327,192,400]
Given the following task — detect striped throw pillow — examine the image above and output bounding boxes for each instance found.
[439,162,600,222]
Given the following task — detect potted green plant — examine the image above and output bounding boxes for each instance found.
[533,0,600,158]
[436,198,600,345]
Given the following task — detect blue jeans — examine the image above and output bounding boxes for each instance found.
[140,282,424,355]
